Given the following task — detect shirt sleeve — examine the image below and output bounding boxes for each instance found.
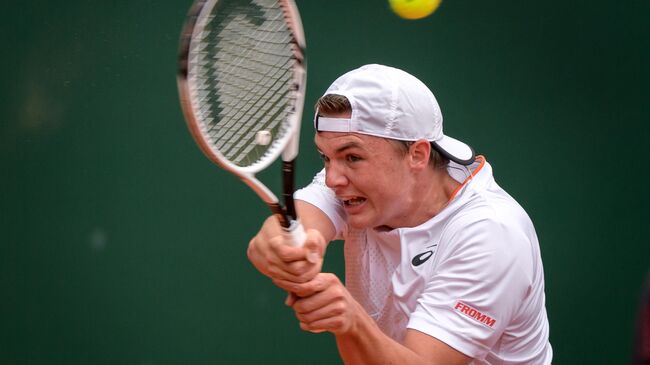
[407,212,533,360]
[294,169,347,240]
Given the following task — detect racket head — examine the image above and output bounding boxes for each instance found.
[177,0,307,180]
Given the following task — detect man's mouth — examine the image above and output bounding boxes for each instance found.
[342,197,367,206]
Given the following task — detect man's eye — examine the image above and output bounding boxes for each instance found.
[319,154,330,163]
[346,155,361,163]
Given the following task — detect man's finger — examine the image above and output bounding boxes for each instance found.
[276,273,334,297]
[304,229,326,264]
[299,322,327,333]
[285,292,297,307]
[271,237,308,262]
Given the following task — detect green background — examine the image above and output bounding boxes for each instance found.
[1,0,648,364]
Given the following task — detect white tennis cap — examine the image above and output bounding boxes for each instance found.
[314,64,475,165]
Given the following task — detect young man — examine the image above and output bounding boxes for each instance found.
[247,64,552,364]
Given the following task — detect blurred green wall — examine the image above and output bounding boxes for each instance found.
[1,0,648,364]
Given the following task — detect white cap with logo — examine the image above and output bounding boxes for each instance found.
[314,64,475,165]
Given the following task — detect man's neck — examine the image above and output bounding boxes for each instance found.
[383,168,461,230]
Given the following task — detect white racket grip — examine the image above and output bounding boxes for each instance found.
[285,219,306,247]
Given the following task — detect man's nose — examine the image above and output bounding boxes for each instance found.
[325,164,348,189]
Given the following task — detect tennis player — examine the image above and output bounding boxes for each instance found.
[247,64,552,364]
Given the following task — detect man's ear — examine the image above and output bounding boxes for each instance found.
[408,139,431,170]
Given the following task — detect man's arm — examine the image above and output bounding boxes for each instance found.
[296,200,336,242]
[338,325,472,365]
[279,273,472,365]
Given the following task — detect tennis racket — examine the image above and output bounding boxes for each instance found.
[177,0,307,245]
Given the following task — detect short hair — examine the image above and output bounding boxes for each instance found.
[315,94,351,115]
[316,94,449,170]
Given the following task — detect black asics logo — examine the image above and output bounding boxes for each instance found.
[412,244,438,267]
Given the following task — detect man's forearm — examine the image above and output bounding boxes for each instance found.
[296,200,336,242]
[335,311,430,365]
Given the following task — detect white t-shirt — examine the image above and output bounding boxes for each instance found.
[294,156,552,364]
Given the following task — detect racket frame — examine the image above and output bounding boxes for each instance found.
[177,0,307,233]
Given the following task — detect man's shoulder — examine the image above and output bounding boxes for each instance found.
[453,173,533,229]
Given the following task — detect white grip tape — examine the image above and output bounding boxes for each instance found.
[286,219,306,247]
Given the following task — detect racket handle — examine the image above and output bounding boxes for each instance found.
[285,219,306,247]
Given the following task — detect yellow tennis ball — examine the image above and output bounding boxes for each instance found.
[389,0,441,20]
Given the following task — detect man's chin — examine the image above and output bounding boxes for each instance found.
[347,213,383,230]
[347,216,371,230]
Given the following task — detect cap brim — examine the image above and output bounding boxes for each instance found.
[431,135,475,166]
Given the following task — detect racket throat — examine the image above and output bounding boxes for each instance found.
[270,203,291,228]
[282,159,297,221]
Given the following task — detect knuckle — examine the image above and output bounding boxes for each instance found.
[323,273,337,283]
[267,265,278,276]
[246,246,255,260]
[303,267,317,281]
[294,260,309,271]
[268,236,283,249]
[293,285,309,297]
[293,301,306,314]
[262,251,275,264]
[332,302,346,315]
[332,286,346,299]
[277,250,293,262]
[330,318,344,331]
[293,275,309,284]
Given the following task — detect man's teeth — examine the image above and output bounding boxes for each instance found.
[344,197,366,206]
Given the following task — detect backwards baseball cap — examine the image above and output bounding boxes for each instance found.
[314,64,475,165]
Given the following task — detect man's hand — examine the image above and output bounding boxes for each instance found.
[280,273,473,365]
[277,273,365,335]
[247,215,327,283]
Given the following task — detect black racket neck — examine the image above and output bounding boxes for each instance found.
[282,159,297,221]
[270,204,290,229]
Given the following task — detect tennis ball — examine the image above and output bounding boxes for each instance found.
[255,130,272,145]
[389,0,441,20]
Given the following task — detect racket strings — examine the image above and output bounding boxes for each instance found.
[188,0,299,167]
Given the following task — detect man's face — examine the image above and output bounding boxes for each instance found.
[314,127,414,230]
